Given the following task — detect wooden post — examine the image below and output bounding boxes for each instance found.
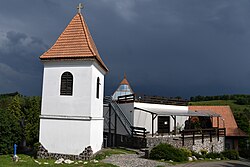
[152,114,154,137]
[182,131,184,146]
[192,131,195,145]
[174,116,177,135]
[217,117,219,128]
[217,128,219,141]
[108,103,112,147]
[210,130,212,142]
[114,111,117,147]
[202,132,204,143]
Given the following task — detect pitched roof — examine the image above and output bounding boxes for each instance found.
[189,106,248,137]
[40,12,108,72]
[112,74,134,100]
[120,74,129,85]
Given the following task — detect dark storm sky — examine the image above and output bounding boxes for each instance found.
[0,0,250,98]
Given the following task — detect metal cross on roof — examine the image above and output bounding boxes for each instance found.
[77,3,83,13]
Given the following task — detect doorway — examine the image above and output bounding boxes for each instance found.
[158,116,170,133]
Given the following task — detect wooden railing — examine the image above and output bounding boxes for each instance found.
[131,126,149,139]
[117,94,188,106]
[118,94,135,103]
[180,128,226,146]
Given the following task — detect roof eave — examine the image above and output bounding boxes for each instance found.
[40,56,109,72]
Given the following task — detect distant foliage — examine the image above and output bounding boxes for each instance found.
[190,94,250,105]
[0,93,41,154]
[149,143,188,162]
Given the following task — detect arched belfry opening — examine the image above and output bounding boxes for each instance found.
[60,72,73,96]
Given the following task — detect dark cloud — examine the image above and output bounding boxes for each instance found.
[0,30,46,95]
[0,0,250,98]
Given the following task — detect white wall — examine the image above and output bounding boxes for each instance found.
[90,62,105,118]
[133,108,155,134]
[90,119,104,153]
[40,60,105,155]
[134,102,189,134]
[40,119,91,155]
[41,61,93,117]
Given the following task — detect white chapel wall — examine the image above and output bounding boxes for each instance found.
[41,60,94,117]
[90,62,105,118]
[40,119,91,155]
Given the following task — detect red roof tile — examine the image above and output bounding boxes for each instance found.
[40,13,108,72]
[189,106,248,137]
[120,74,130,85]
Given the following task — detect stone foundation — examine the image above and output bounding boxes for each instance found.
[146,135,225,153]
[37,144,93,160]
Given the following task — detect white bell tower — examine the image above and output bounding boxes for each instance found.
[39,4,108,156]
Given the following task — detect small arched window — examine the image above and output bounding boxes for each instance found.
[60,72,73,96]
[96,77,100,99]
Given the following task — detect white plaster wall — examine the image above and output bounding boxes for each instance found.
[41,61,93,117]
[40,60,106,155]
[134,108,155,134]
[103,103,132,136]
[116,103,134,135]
[90,63,105,118]
[40,119,90,155]
[176,116,189,131]
[90,120,103,153]
[134,102,189,134]
[119,103,134,125]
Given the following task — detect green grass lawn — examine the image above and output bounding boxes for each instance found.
[0,150,127,167]
[0,148,135,167]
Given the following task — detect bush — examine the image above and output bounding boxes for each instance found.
[200,149,208,155]
[180,148,192,157]
[149,143,188,162]
[205,152,224,159]
[239,149,250,159]
[191,151,204,159]
[222,150,239,160]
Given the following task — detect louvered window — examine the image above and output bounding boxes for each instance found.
[60,72,73,96]
[96,77,100,99]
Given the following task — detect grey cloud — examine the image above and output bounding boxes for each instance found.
[0,0,250,98]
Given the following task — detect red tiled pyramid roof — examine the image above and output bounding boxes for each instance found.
[40,13,108,72]
[189,106,248,137]
[120,74,129,85]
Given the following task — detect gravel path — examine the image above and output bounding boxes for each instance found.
[173,160,250,167]
[102,154,170,167]
[102,153,250,167]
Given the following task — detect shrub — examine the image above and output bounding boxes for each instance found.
[205,152,224,159]
[191,151,204,159]
[239,149,250,159]
[200,149,208,155]
[149,143,188,162]
[221,150,239,160]
[180,148,192,157]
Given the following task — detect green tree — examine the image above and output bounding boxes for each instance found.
[0,108,22,154]
[24,97,41,147]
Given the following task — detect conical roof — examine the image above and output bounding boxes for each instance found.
[112,74,134,100]
[120,74,129,85]
[40,12,108,72]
